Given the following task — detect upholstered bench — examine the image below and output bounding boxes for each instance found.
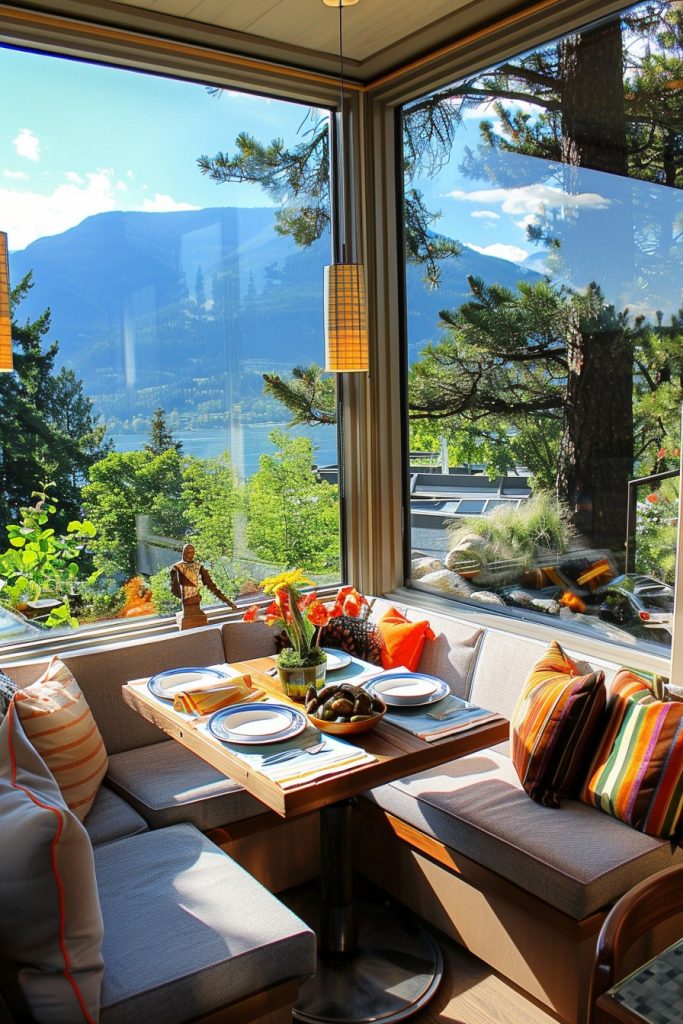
[354,603,683,1024]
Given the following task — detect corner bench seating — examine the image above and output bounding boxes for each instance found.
[2,622,317,1024]
[4,602,683,1024]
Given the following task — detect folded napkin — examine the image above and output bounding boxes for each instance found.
[173,674,264,714]
[384,694,501,742]
[200,722,375,789]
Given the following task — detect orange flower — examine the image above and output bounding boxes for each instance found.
[264,600,283,626]
[646,493,659,504]
[243,604,259,622]
[307,599,330,627]
[330,585,368,619]
[657,447,667,459]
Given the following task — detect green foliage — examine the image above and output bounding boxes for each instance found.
[148,566,182,615]
[246,430,340,573]
[448,491,573,571]
[0,274,111,530]
[262,366,336,427]
[181,452,242,599]
[145,407,183,455]
[82,448,187,579]
[0,485,98,628]
[635,476,679,584]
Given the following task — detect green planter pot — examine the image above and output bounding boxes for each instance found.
[276,657,327,703]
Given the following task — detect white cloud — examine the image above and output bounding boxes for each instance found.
[3,170,28,181]
[13,128,40,161]
[470,209,500,220]
[467,241,529,264]
[447,183,611,217]
[1,170,120,249]
[514,213,537,232]
[65,171,84,185]
[141,193,198,213]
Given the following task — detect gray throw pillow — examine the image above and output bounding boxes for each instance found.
[0,700,104,1023]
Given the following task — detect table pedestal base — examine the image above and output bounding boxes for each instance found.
[293,901,443,1024]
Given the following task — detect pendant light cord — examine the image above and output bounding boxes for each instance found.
[338,0,346,264]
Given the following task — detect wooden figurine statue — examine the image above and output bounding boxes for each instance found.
[170,543,237,631]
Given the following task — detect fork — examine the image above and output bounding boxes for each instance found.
[426,701,474,721]
[262,741,327,766]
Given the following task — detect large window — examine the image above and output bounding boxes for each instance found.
[0,47,338,642]
[402,1,682,653]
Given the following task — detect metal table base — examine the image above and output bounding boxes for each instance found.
[292,799,443,1024]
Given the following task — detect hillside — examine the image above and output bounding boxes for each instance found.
[9,208,542,425]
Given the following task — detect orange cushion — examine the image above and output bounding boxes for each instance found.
[377,607,435,671]
[15,657,108,821]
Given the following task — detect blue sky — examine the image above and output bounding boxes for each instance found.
[0,45,320,250]
[1,43,681,320]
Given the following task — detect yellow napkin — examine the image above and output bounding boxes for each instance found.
[173,674,263,715]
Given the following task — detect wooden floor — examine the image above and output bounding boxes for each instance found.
[281,883,560,1024]
[409,930,558,1024]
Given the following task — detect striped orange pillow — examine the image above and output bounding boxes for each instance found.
[510,641,606,807]
[580,671,683,839]
[14,657,108,821]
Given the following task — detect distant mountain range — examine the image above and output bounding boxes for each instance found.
[9,208,541,426]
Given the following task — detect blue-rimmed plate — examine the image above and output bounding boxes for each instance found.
[322,647,352,671]
[208,703,307,745]
[364,671,450,707]
[147,666,230,702]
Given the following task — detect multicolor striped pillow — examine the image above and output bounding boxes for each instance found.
[14,657,108,821]
[510,640,606,807]
[580,671,683,839]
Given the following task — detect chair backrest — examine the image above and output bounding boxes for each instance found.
[588,863,683,1021]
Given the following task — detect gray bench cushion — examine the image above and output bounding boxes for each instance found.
[106,740,265,830]
[363,748,682,919]
[84,785,149,847]
[95,823,316,1024]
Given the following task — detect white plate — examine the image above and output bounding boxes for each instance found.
[147,666,230,701]
[208,703,307,745]
[364,672,450,707]
[322,647,352,671]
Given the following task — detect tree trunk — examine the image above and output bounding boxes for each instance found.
[557,320,633,553]
[556,18,634,553]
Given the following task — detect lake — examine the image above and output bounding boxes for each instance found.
[110,422,338,478]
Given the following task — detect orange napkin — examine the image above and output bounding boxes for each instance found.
[172,674,263,715]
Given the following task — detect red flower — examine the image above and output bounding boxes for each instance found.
[330,585,368,619]
[307,599,330,627]
[243,604,259,622]
[264,600,283,626]
[657,447,667,459]
[646,493,659,504]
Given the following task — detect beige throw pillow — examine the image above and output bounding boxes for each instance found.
[0,700,104,1022]
[15,657,108,821]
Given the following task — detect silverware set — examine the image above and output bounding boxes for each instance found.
[426,701,474,721]
[261,740,327,766]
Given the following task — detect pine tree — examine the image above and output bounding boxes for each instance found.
[0,273,110,529]
[144,407,183,456]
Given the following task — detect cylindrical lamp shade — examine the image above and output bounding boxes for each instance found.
[324,262,369,372]
[0,232,12,373]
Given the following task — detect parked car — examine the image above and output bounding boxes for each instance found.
[597,574,673,638]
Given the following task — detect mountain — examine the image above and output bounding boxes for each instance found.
[9,208,542,426]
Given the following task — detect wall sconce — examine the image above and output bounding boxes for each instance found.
[0,232,13,373]
[323,0,369,373]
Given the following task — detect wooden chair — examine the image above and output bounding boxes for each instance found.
[588,863,683,1023]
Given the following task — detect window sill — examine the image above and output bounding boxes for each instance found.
[387,585,672,680]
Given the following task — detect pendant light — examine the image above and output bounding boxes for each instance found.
[323,0,369,373]
[0,232,13,373]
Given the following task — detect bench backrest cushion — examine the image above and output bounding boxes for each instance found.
[221,619,277,664]
[3,626,226,754]
[0,703,104,1023]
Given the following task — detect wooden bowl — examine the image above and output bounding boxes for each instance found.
[307,697,386,735]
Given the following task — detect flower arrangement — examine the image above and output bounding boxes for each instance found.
[244,569,331,669]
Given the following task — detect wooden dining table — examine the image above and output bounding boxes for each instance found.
[123,655,509,1024]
